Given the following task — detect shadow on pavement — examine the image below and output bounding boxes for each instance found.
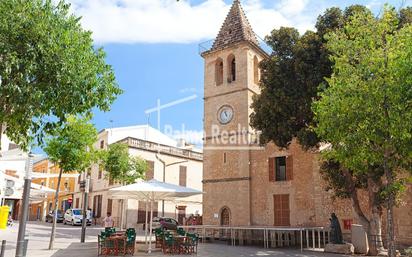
[50,242,97,257]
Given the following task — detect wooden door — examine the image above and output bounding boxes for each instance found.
[220,207,230,226]
[273,194,290,226]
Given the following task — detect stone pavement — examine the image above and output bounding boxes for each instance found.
[0,222,355,257]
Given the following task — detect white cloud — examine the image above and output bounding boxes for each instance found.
[66,0,316,44]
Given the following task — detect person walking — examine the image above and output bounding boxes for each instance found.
[102,212,114,228]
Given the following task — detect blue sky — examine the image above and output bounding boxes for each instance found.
[65,0,410,147]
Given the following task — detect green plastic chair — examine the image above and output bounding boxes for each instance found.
[162,234,177,254]
[177,227,186,236]
[126,228,136,236]
[154,227,163,235]
[155,229,164,248]
[185,233,199,254]
[97,234,106,256]
[104,227,115,236]
[125,232,136,255]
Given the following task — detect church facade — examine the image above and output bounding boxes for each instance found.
[201,0,411,245]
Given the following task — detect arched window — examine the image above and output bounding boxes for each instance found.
[215,58,223,86]
[227,54,236,82]
[253,56,259,84]
[220,206,231,226]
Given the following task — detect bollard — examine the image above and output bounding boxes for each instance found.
[23,239,28,257]
[0,240,6,257]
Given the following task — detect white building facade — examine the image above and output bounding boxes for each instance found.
[73,125,203,228]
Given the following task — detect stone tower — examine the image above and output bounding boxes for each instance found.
[201,0,268,226]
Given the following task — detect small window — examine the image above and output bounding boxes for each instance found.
[98,166,103,179]
[107,199,113,214]
[145,160,155,180]
[100,140,105,149]
[215,58,223,86]
[275,157,286,181]
[227,54,236,82]
[223,152,227,163]
[268,156,293,182]
[253,56,260,84]
[179,166,187,187]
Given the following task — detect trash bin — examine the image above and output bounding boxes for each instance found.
[0,206,10,230]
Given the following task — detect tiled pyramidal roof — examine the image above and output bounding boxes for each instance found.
[211,0,259,51]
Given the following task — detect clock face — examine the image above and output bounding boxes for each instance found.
[218,106,234,124]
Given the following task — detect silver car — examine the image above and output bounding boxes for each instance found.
[63,209,92,226]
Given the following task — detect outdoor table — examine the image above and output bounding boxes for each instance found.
[174,235,189,254]
[107,234,126,256]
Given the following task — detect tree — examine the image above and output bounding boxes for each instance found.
[44,116,99,250]
[313,7,412,257]
[0,0,122,150]
[251,5,411,255]
[250,27,325,148]
[102,143,147,185]
[250,5,372,149]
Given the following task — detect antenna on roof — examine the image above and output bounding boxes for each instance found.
[145,113,150,141]
[109,119,114,136]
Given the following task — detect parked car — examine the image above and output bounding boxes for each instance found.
[63,208,92,226]
[151,217,179,231]
[46,210,64,223]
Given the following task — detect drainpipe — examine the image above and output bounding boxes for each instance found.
[155,154,188,217]
[155,154,166,216]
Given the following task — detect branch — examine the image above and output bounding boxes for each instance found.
[342,168,370,224]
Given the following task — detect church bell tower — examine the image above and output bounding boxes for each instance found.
[201,0,268,226]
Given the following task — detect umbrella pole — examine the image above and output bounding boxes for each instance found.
[148,195,153,253]
[144,199,148,245]
[125,199,128,229]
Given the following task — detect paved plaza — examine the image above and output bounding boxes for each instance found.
[0,222,359,257]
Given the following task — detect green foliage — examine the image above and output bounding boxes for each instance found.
[320,160,366,198]
[251,5,376,149]
[0,0,122,149]
[399,7,412,28]
[405,246,412,257]
[313,6,412,196]
[102,143,147,185]
[250,26,328,148]
[252,5,412,210]
[316,7,344,38]
[44,115,99,173]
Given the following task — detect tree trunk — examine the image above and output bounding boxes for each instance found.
[367,177,385,255]
[382,36,396,257]
[342,168,386,256]
[0,123,5,152]
[385,164,396,257]
[48,167,63,250]
[0,123,3,152]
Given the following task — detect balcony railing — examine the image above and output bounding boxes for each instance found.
[199,35,272,56]
[120,137,203,161]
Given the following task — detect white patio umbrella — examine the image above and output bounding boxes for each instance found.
[108,179,202,253]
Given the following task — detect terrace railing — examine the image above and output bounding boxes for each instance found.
[181,225,329,251]
[120,137,203,161]
[178,225,330,252]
